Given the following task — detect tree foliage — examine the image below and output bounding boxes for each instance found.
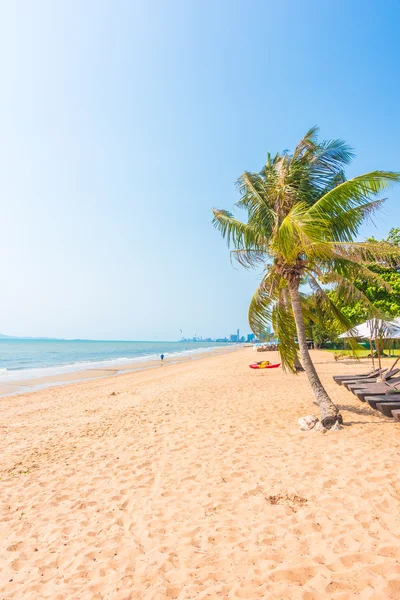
[333,229,400,324]
[303,294,342,348]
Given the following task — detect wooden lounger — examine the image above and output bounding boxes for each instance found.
[353,380,400,402]
[392,409,400,422]
[343,368,400,391]
[342,369,394,391]
[333,368,381,385]
[340,356,400,387]
[366,396,400,410]
[376,402,400,417]
[346,372,400,393]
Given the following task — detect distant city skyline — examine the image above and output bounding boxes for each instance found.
[181,327,273,343]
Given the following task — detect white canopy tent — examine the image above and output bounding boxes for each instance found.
[339,318,400,371]
[339,319,400,340]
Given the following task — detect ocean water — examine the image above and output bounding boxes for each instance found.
[0,339,230,383]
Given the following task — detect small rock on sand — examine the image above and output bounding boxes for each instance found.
[298,415,319,431]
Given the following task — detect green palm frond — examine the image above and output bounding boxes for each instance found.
[320,170,346,195]
[307,274,354,332]
[274,202,331,262]
[308,139,355,190]
[230,249,271,269]
[212,209,265,249]
[307,171,400,228]
[328,199,386,241]
[321,257,393,295]
[248,273,299,372]
[333,240,400,265]
[235,176,277,234]
[290,129,354,202]
[312,138,355,170]
[272,286,298,372]
[248,271,279,335]
[237,171,268,207]
[274,209,301,262]
[310,266,384,321]
[291,126,320,162]
[300,294,319,323]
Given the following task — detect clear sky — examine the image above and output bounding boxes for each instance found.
[0,0,399,340]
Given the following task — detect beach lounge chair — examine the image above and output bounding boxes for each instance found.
[333,368,382,385]
[376,402,400,417]
[344,369,400,392]
[380,367,400,380]
[353,379,400,402]
[342,371,387,390]
[366,395,400,409]
[392,409,400,422]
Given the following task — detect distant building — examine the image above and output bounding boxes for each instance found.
[230,334,238,342]
[247,333,256,342]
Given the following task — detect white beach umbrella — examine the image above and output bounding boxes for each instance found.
[339,318,400,340]
[390,316,400,331]
[339,318,400,371]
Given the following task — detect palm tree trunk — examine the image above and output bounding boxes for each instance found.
[288,279,342,428]
[294,355,305,372]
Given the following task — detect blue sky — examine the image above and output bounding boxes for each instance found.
[0,0,399,340]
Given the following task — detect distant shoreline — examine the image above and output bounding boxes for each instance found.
[0,344,238,398]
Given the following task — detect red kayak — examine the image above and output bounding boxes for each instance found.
[249,363,281,369]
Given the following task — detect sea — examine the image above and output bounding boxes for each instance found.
[0,339,231,384]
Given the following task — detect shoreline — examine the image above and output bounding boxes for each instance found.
[0,344,239,398]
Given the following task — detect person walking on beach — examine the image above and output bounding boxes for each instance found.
[160,353,164,362]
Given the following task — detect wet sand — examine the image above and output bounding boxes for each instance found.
[1,349,400,599]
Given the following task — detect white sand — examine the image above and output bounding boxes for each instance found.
[1,349,400,599]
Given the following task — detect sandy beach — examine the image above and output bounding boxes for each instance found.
[1,348,400,599]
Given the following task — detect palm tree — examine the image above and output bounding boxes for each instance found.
[212,127,400,428]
